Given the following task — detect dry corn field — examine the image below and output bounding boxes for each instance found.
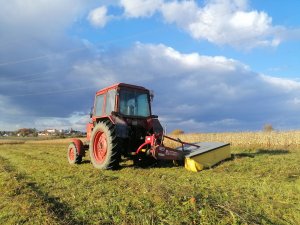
[165,130,300,148]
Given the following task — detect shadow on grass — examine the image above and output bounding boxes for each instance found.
[155,149,291,170]
[79,149,290,171]
[233,149,290,159]
[26,182,90,224]
[207,149,291,169]
[0,155,89,225]
[80,160,91,164]
[80,159,137,170]
[0,141,26,145]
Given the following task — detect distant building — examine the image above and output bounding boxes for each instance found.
[46,129,57,133]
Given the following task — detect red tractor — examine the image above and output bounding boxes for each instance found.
[67,83,230,172]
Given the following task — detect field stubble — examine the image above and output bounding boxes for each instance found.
[0,131,299,224]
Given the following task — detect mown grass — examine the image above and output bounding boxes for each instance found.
[0,133,299,224]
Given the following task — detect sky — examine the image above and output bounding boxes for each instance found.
[1,0,300,133]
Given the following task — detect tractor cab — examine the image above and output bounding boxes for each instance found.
[92,83,152,119]
[85,83,163,169]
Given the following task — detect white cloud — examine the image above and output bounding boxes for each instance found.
[87,6,110,28]
[160,0,280,49]
[260,74,300,92]
[34,112,89,131]
[0,110,89,131]
[72,60,119,86]
[292,98,300,106]
[84,0,297,49]
[0,0,86,41]
[120,0,162,18]
[160,1,199,27]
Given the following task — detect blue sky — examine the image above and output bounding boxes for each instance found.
[1,0,300,132]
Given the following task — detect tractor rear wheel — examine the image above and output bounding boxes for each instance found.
[89,121,120,169]
[67,142,82,164]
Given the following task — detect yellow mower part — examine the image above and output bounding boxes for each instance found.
[184,158,204,172]
[184,143,231,172]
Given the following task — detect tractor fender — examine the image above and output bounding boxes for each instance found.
[86,123,94,142]
[72,138,85,157]
[147,117,163,133]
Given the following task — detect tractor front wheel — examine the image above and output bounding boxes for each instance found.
[89,121,120,169]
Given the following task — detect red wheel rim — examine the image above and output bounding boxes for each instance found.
[69,147,75,161]
[93,131,107,164]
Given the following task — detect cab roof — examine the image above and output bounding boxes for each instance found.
[96,83,149,95]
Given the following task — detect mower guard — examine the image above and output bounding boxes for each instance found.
[138,134,231,172]
[180,142,231,172]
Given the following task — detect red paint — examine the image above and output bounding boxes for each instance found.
[154,145,184,160]
[93,130,107,163]
[95,83,148,96]
[69,147,75,161]
[86,123,94,142]
[135,133,197,161]
[72,138,84,156]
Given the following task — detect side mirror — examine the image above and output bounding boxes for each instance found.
[150,90,154,102]
[89,107,93,118]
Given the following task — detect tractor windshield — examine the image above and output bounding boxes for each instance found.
[119,89,150,117]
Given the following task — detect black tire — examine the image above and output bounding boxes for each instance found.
[89,121,120,169]
[67,142,82,164]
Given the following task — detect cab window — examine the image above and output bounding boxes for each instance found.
[105,89,116,115]
[95,94,104,116]
[119,89,150,117]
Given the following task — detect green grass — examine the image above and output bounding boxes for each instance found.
[0,142,299,224]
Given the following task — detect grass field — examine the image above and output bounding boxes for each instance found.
[0,132,299,224]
